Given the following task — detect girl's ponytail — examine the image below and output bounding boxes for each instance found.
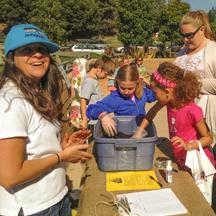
[135,78,144,100]
[199,10,214,40]
[174,72,201,107]
[183,72,201,99]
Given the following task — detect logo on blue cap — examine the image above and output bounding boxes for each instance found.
[4,24,59,57]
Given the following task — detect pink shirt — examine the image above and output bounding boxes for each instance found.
[167,102,215,167]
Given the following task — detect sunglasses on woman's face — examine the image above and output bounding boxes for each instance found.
[180,26,202,39]
[15,44,49,56]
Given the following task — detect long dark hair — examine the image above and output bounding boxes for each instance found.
[0,52,64,122]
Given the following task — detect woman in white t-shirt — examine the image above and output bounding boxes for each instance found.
[0,24,92,216]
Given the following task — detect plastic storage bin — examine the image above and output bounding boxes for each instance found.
[93,116,158,171]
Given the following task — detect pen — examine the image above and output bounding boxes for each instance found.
[124,196,131,212]
[149,175,162,187]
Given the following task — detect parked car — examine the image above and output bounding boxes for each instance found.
[114,45,143,54]
[115,46,124,53]
[71,44,105,54]
[73,39,108,49]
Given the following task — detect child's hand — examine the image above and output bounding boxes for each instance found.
[132,127,147,139]
[171,136,188,150]
[101,114,117,137]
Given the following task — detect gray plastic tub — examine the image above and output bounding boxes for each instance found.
[93,116,158,171]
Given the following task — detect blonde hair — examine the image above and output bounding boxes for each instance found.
[114,64,143,99]
[180,10,214,40]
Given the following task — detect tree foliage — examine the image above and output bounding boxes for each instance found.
[97,0,118,36]
[0,0,33,29]
[117,0,165,46]
[63,0,117,40]
[63,0,102,40]
[29,0,67,44]
[0,0,195,47]
[208,7,216,40]
[158,0,190,45]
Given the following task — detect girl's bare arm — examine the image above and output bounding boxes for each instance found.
[133,101,164,138]
[80,98,88,128]
[188,119,213,149]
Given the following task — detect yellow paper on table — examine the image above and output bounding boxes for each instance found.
[106,170,160,192]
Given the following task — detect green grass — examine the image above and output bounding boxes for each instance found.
[103,36,123,47]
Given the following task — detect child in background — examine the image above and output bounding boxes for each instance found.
[134,62,215,169]
[107,56,130,92]
[107,69,117,92]
[134,55,147,78]
[80,56,115,129]
[119,56,130,67]
[87,64,156,136]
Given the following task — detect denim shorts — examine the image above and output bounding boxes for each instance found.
[18,194,71,216]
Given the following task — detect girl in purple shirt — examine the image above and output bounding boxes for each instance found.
[134,62,215,169]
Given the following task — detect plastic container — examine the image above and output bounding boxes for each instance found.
[93,116,158,171]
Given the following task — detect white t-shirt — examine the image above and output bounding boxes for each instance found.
[175,49,208,116]
[0,81,68,216]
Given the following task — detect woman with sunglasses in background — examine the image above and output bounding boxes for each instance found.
[0,24,92,216]
[175,10,216,211]
[175,10,216,155]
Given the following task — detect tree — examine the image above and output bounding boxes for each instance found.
[0,0,33,30]
[97,0,118,36]
[63,0,102,40]
[158,0,190,46]
[208,7,216,40]
[117,0,165,46]
[29,0,67,44]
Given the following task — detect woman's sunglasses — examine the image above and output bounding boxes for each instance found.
[15,44,49,56]
[180,26,202,39]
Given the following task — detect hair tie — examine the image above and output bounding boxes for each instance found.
[153,71,176,88]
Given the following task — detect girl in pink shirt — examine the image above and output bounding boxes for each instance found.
[134,62,215,169]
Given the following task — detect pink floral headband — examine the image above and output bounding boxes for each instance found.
[153,71,176,88]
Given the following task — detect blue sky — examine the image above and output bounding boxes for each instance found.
[183,0,216,11]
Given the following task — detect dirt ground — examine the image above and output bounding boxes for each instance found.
[65,58,175,189]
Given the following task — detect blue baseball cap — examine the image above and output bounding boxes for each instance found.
[4,23,59,57]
